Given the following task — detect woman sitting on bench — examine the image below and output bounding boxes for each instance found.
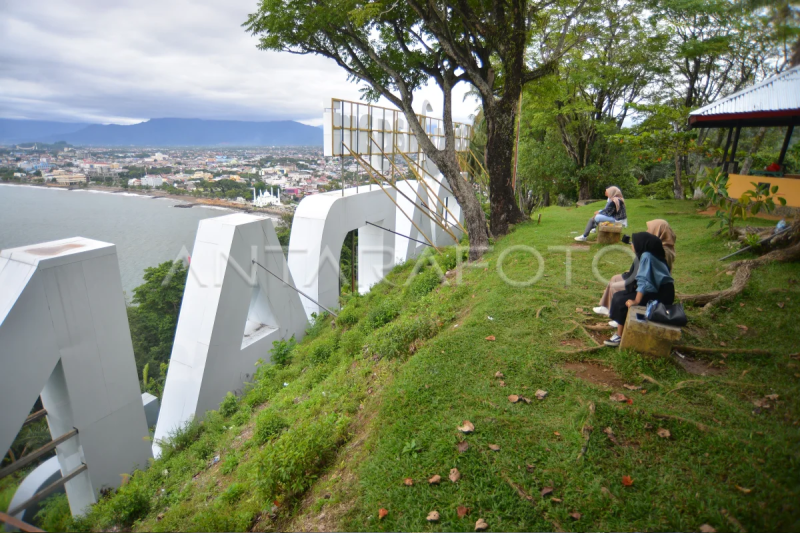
[604,232,675,347]
[574,186,627,242]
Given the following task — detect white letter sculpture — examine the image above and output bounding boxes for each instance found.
[0,238,152,516]
[154,214,308,454]
[288,186,397,318]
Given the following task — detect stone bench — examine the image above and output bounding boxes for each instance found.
[619,305,682,357]
[597,224,623,244]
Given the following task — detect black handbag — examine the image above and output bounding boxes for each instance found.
[646,301,688,327]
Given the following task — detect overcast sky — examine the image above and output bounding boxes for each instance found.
[0,0,479,126]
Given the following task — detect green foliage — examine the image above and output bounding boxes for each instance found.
[270,336,296,366]
[361,298,401,332]
[700,168,786,237]
[127,260,188,393]
[406,268,441,298]
[400,439,423,459]
[254,410,289,444]
[336,305,360,328]
[310,336,339,365]
[250,413,348,500]
[34,493,72,532]
[640,178,674,200]
[340,328,366,358]
[219,392,239,417]
[367,315,437,360]
[158,419,204,460]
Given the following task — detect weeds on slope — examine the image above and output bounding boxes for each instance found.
[68,246,469,532]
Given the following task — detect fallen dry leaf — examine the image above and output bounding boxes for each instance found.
[740,303,745,307]
[576,307,584,312]
[378,508,388,520]
[540,486,554,497]
[603,427,620,446]
[449,468,461,483]
[526,464,535,473]
[457,441,470,453]
[778,302,785,309]
[699,525,717,533]
[623,384,642,391]
[535,389,548,400]
[499,380,506,387]
[621,475,634,487]
[551,497,563,503]
[570,512,582,520]
[554,431,561,437]
[475,518,489,531]
[610,393,627,402]
[488,444,500,451]
[720,341,727,346]
[753,398,771,409]
[457,506,470,518]
[508,394,520,403]
[428,474,442,485]
[426,511,440,522]
[626,398,634,405]
[485,335,496,341]
[737,325,748,331]
[495,371,504,379]
[403,478,413,486]
[735,485,752,494]
[657,428,671,438]
[757,307,762,311]
[458,420,475,433]
[765,394,779,401]
[519,396,532,404]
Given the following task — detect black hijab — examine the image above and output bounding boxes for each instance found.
[632,232,667,263]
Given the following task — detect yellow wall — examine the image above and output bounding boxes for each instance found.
[727,174,800,208]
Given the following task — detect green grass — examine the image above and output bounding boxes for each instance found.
[69,199,799,532]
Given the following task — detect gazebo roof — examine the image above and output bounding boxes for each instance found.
[688,65,800,129]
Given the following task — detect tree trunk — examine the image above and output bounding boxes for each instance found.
[578,177,590,201]
[740,127,767,175]
[484,99,526,236]
[673,152,684,199]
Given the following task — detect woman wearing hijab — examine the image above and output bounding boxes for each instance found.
[575,186,627,242]
[604,232,675,347]
[593,219,677,324]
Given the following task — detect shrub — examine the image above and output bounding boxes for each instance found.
[309,336,339,365]
[254,410,289,444]
[270,336,296,366]
[336,305,360,328]
[406,268,441,298]
[220,451,241,475]
[219,392,239,417]
[252,413,348,500]
[368,316,437,360]
[220,482,247,504]
[361,298,400,332]
[159,419,204,459]
[640,178,673,200]
[230,403,252,426]
[340,328,366,357]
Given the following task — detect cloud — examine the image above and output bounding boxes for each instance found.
[0,0,478,125]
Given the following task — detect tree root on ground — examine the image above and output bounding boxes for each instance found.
[679,220,800,310]
[673,345,773,356]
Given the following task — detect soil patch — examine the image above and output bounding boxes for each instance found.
[562,361,625,389]
[671,354,725,376]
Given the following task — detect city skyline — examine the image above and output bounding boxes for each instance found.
[0,0,478,127]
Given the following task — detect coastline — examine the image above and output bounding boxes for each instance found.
[0,182,286,217]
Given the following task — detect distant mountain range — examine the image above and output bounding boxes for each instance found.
[0,118,323,146]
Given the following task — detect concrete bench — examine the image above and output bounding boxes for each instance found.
[620,305,682,357]
[597,224,623,244]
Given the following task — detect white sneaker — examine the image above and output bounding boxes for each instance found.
[609,320,619,327]
[590,228,596,234]
[574,235,587,242]
[604,334,621,347]
[593,306,609,316]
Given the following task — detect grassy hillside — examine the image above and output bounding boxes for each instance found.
[71,199,799,532]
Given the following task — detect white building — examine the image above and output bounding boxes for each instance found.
[141,176,163,188]
[253,187,281,207]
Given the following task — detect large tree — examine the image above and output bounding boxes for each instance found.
[245,1,490,258]
[245,0,587,247]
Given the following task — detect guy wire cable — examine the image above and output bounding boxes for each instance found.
[252,259,338,318]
